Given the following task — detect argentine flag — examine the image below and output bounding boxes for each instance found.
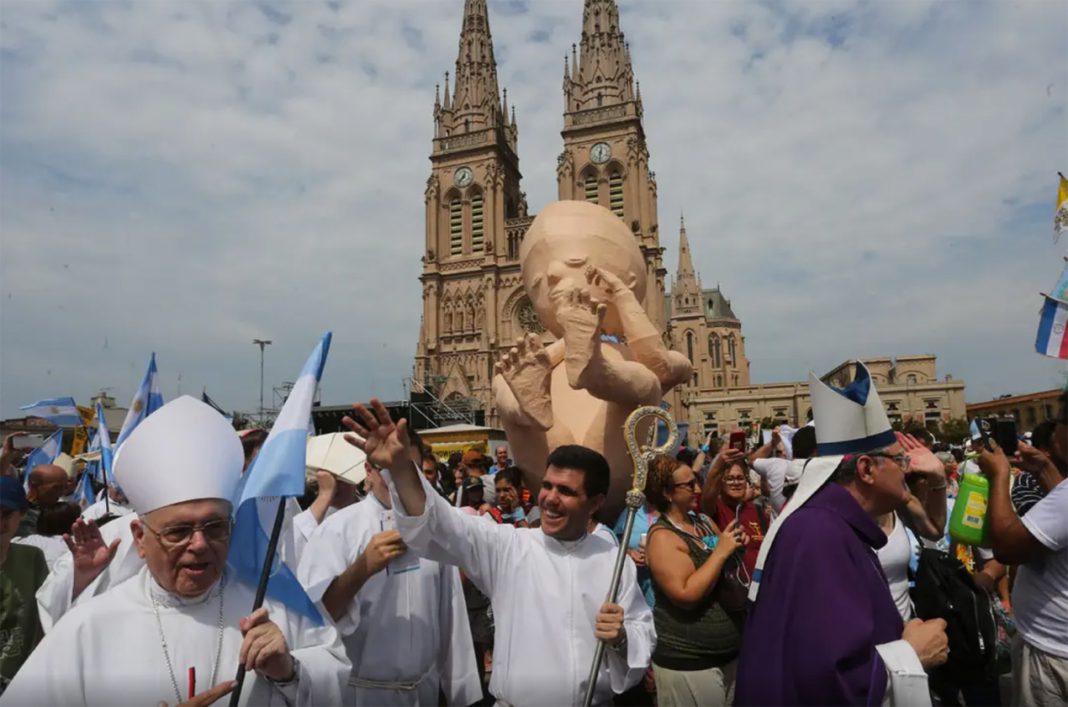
[95,402,116,486]
[20,397,81,427]
[115,353,164,450]
[228,332,331,624]
[22,429,63,491]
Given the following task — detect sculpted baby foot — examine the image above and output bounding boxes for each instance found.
[496,334,554,430]
[560,288,607,389]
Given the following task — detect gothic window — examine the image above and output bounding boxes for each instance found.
[692,371,698,387]
[609,169,624,217]
[710,335,722,368]
[732,373,739,386]
[715,374,723,388]
[685,331,695,363]
[443,309,452,334]
[471,190,484,253]
[507,232,520,260]
[449,198,463,256]
[516,297,544,333]
[727,336,737,366]
[583,171,598,204]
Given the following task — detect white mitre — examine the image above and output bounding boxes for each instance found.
[113,396,244,515]
[305,433,367,486]
[750,361,896,601]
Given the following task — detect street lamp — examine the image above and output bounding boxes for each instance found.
[253,339,272,424]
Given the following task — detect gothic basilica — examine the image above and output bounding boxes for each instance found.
[412,0,751,429]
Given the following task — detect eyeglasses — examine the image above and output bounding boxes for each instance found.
[671,479,700,491]
[868,452,911,472]
[141,518,232,548]
[723,477,748,485]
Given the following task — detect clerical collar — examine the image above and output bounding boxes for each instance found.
[146,567,227,609]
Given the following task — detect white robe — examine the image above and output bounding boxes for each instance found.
[81,498,134,521]
[4,567,349,706]
[297,496,481,706]
[388,474,655,707]
[36,501,318,633]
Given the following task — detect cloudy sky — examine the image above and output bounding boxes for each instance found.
[1,0,1066,419]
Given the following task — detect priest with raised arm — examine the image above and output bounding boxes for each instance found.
[344,399,655,707]
[2,396,349,706]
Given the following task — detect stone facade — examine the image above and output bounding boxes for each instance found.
[966,388,1063,431]
[682,355,968,439]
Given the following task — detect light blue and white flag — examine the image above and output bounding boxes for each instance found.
[228,332,331,624]
[115,353,164,450]
[20,397,81,426]
[95,402,116,487]
[23,429,63,491]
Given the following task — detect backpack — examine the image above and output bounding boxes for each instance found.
[911,548,997,685]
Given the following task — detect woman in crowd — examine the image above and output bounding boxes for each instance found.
[484,466,529,527]
[645,454,749,706]
[701,450,770,586]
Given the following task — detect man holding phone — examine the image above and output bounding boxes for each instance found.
[975,390,1068,706]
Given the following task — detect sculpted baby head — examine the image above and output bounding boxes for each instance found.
[519,201,647,337]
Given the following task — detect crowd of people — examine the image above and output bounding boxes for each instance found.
[0,373,1064,706]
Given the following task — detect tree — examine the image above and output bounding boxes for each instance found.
[941,418,971,444]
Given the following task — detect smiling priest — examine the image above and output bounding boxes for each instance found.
[1,397,349,706]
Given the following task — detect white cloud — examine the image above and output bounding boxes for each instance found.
[1,0,1066,419]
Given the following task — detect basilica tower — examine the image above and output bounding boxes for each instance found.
[414,0,532,425]
[557,0,666,330]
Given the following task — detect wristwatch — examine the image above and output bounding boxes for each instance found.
[611,629,628,652]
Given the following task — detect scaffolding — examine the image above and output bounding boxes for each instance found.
[404,374,480,429]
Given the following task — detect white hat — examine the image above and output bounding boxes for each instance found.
[750,361,895,601]
[53,452,75,478]
[113,396,243,515]
[305,433,367,486]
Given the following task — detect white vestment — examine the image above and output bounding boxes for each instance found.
[37,500,316,633]
[12,535,67,570]
[298,496,481,706]
[81,498,134,521]
[4,567,349,706]
[388,474,655,707]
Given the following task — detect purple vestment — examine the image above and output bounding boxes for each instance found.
[735,483,905,706]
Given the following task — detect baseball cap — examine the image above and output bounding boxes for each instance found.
[0,476,29,511]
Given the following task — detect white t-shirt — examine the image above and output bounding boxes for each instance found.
[1013,478,1068,658]
[876,513,914,621]
[752,457,791,512]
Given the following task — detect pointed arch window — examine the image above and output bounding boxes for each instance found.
[449,198,463,256]
[728,336,737,366]
[471,190,484,253]
[710,335,722,368]
[583,172,598,204]
[685,331,695,363]
[443,307,452,335]
[608,169,624,217]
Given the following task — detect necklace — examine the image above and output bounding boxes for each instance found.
[151,575,227,704]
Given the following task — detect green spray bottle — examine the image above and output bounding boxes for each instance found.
[949,469,990,547]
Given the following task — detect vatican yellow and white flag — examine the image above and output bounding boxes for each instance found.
[1056,172,1068,243]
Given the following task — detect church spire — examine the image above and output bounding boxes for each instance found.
[451,0,502,130]
[435,0,515,150]
[565,0,636,112]
[672,216,702,314]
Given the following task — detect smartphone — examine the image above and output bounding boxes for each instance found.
[992,417,1018,456]
[729,430,747,453]
[639,532,648,549]
[974,417,1019,456]
[12,434,44,450]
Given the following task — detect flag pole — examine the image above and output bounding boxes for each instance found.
[228,498,287,707]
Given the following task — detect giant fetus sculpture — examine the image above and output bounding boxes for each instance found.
[493,200,693,518]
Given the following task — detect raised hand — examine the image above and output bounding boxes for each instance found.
[239,607,295,682]
[64,518,121,599]
[342,398,411,473]
[897,432,945,478]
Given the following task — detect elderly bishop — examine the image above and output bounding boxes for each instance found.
[2,397,350,706]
